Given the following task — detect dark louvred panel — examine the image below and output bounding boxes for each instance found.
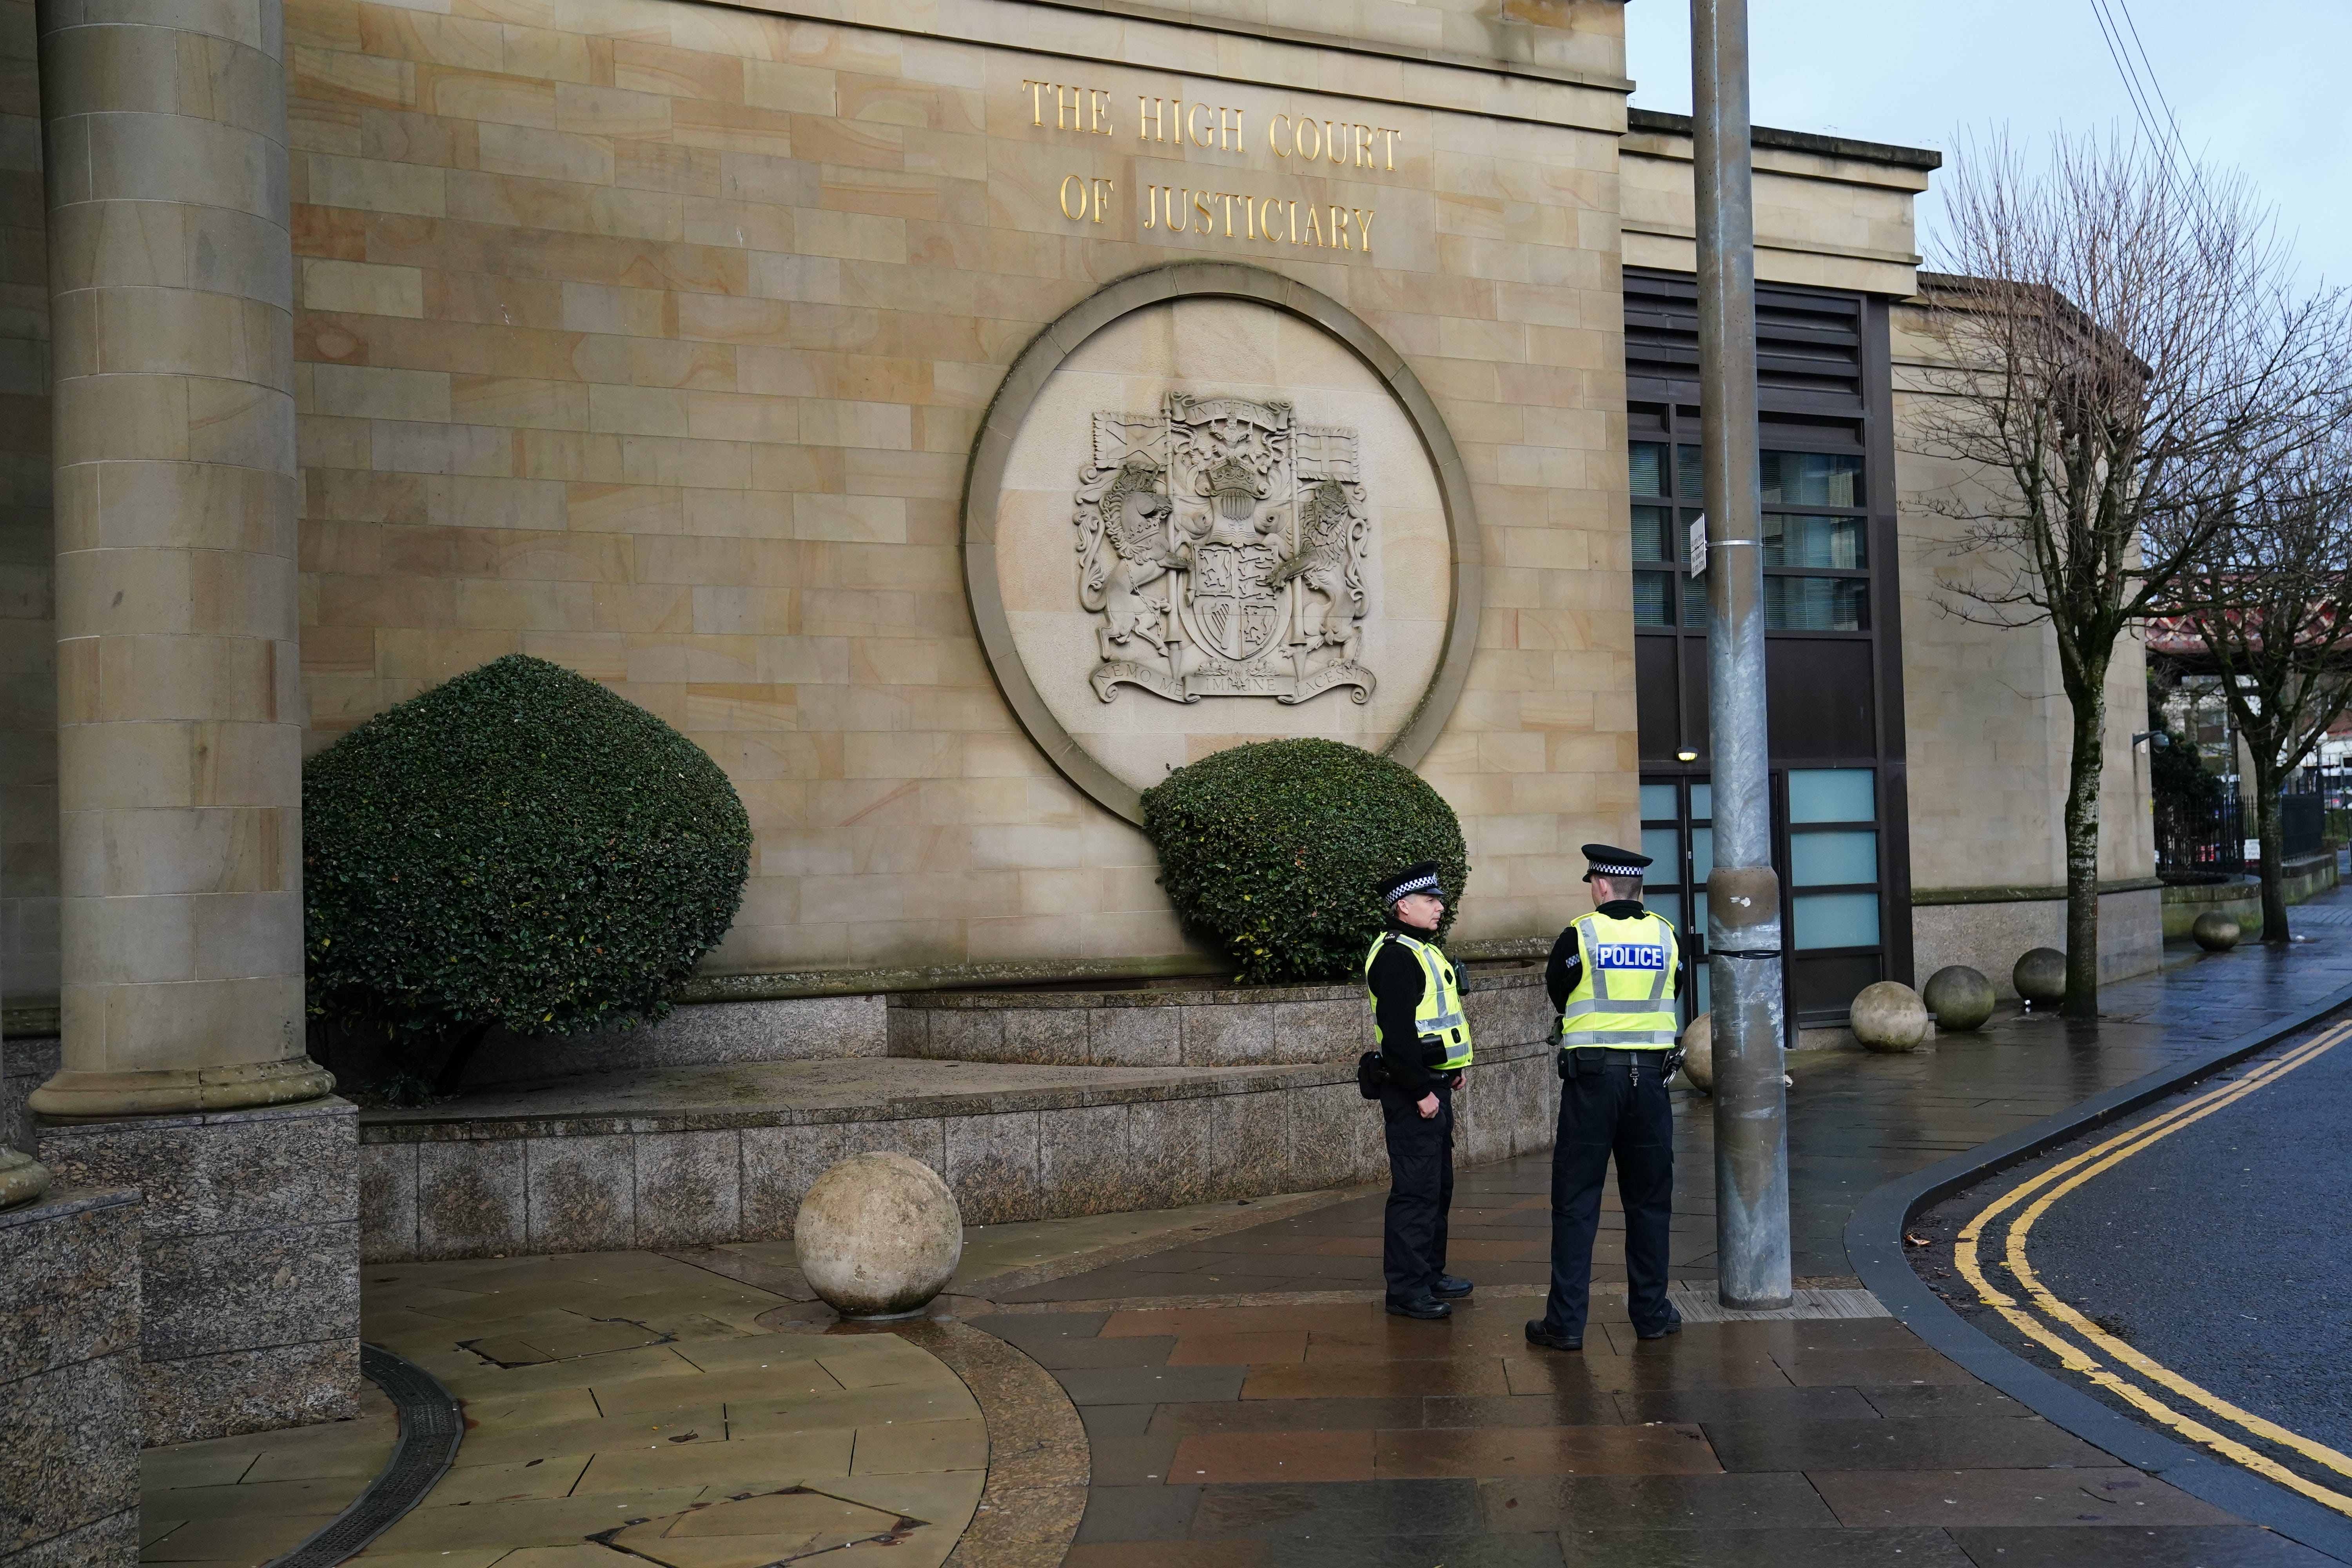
[1636,635,1683,758]
[1624,269,1865,419]
[1764,637,1875,759]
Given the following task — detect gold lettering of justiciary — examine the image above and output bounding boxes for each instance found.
[1138,185,1376,254]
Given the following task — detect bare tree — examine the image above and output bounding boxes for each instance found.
[1914,131,2351,1016]
[2162,431,2352,942]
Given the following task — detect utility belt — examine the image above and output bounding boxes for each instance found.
[1356,1037,1456,1100]
[1559,1045,1684,1082]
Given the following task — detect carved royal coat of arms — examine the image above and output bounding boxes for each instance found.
[1072,392,1376,705]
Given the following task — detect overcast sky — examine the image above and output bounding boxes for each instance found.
[1622,1,2352,287]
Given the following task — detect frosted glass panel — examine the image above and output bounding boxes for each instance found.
[1646,891,1681,926]
[1692,891,1708,933]
[1678,445,1705,498]
[1691,828,1714,881]
[1690,784,1712,819]
[1759,450,1861,506]
[1632,505,1672,562]
[1629,442,1667,497]
[1793,830,1877,887]
[1641,828,1681,875]
[1794,892,1880,949]
[1634,573,1672,627]
[1640,784,1679,820]
[1764,576,1867,631]
[1692,963,1710,1018]
[1788,768,1875,823]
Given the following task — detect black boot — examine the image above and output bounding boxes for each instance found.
[1387,1295,1453,1320]
[1524,1319,1582,1352]
[1434,1275,1474,1299]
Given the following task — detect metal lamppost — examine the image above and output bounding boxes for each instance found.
[1691,0,1793,1310]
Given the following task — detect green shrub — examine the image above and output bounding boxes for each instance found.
[303,654,752,1044]
[1141,739,1469,985]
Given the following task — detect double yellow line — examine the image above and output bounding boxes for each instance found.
[1955,1018,2352,1516]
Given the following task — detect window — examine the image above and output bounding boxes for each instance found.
[1627,432,1869,633]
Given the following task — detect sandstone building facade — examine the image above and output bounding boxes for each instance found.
[0,0,2157,1438]
[0,0,2172,1050]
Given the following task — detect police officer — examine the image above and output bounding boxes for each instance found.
[1364,860,1475,1320]
[1525,844,1682,1352]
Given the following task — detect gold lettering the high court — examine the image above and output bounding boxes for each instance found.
[1023,79,1400,258]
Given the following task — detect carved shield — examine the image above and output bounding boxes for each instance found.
[1183,540,1283,661]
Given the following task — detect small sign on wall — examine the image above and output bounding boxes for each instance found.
[1689,515,1708,577]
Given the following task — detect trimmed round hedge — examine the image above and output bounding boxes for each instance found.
[303,654,752,1041]
[1141,739,1469,985]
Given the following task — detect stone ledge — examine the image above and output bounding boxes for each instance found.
[1913,878,2165,906]
[894,963,1541,1009]
[355,1041,1560,1262]
[358,1040,1552,1141]
[886,964,1546,1068]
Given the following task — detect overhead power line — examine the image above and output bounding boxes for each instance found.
[2089,0,2200,187]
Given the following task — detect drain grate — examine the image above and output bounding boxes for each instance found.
[265,1344,464,1567]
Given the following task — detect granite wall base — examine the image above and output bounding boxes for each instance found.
[38,1100,361,1444]
[1911,887,2163,999]
[358,1039,1562,1262]
[2159,855,2338,940]
[0,1187,141,1568]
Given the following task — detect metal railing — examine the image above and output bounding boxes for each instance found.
[2157,793,2245,878]
[2165,773,2339,877]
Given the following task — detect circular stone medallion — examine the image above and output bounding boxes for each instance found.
[965,265,1479,822]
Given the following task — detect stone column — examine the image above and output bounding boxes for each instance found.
[27,0,327,1117]
[23,0,358,1443]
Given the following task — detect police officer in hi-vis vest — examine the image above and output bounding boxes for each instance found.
[1525,844,1683,1352]
[1363,860,1475,1320]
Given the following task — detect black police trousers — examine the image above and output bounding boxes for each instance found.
[1379,1078,1454,1303]
[1538,1056,1676,1338]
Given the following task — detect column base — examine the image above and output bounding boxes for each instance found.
[38,1100,360,1443]
[0,1187,142,1568]
[28,1056,336,1119]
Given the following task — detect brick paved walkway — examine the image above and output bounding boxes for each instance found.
[998,907,2352,1565]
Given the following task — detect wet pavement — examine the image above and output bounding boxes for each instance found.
[1009,897,2352,1564]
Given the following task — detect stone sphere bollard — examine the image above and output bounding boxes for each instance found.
[1922,965,1996,1032]
[2192,911,2242,952]
[1850,981,1931,1052]
[1678,1013,1713,1092]
[794,1152,963,1320]
[2013,948,2067,1008]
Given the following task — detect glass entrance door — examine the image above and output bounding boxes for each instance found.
[1641,768,1891,1033]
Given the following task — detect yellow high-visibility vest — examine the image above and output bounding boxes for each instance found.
[1558,909,1679,1049]
[1362,931,1474,1070]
